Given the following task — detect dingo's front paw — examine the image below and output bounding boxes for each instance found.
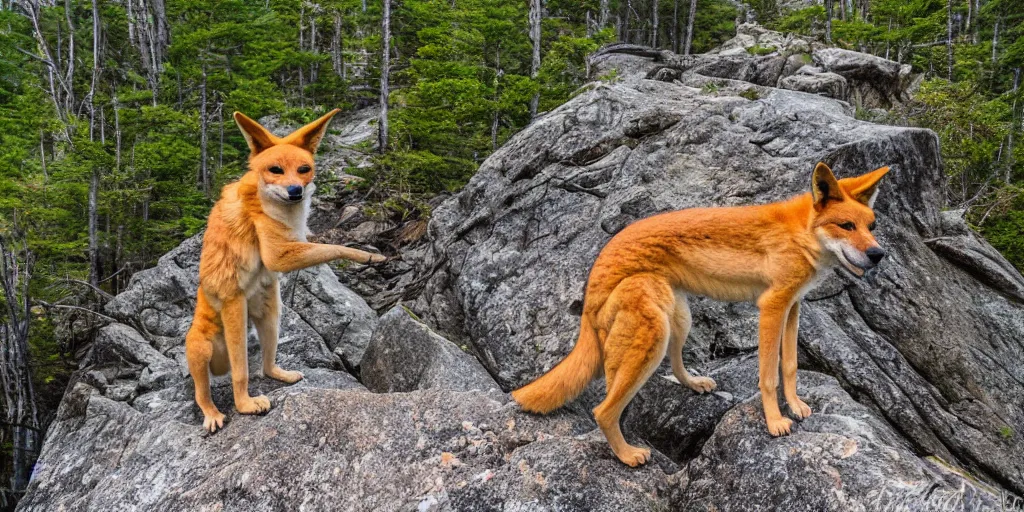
[787,397,812,419]
[203,411,226,433]
[367,253,387,264]
[614,446,651,467]
[687,376,717,394]
[236,395,271,414]
[766,417,794,436]
[266,366,304,384]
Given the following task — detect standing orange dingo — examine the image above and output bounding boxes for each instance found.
[185,110,385,432]
[512,162,889,466]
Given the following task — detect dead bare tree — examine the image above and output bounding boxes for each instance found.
[529,0,542,118]
[651,0,659,47]
[684,0,697,55]
[0,230,41,496]
[87,0,102,286]
[332,9,344,78]
[825,0,833,44]
[199,63,209,194]
[672,0,679,53]
[379,0,390,153]
[946,0,954,80]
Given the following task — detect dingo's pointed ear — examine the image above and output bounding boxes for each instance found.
[284,108,341,154]
[841,166,890,207]
[811,162,843,210]
[233,112,279,156]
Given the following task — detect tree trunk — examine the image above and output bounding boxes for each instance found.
[332,10,344,78]
[965,0,971,37]
[684,0,697,55]
[88,168,99,286]
[529,0,542,118]
[992,18,999,66]
[651,0,659,47]
[1007,68,1020,183]
[150,0,169,60]
[199,64,209,194]
[310,8,318,86]
[39,130,47,183]
[839,0,847,21]
[113,93,122,170]
[218,102,224,173]
[625,0,632,43]
[298,5,306,106]
[946,0,954,81]
[63,0,76,115]
[971,0,978,43]
[89,0,101,141]
[825,0,833,44]
[0,234,40,495]
[672,0,679,53]
[379,0,390,153]
[600,0,609,28]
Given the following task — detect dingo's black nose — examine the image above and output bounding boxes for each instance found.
[866,247,885,264]
[287,185,303,197]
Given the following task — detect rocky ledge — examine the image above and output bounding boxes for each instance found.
[20,25,1024,512]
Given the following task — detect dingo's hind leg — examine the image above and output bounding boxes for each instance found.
[593,275,671,467]
[668,293,716,393]
[185,292,226,432]
[252,280,303,384]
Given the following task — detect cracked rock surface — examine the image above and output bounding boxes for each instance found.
[416,43,1024,501]
[22,30,1024,511]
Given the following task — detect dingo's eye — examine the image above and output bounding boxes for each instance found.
[268,166,285,175]
[838,222,856,231]
[298,165,312,174]
[868,221,877,231]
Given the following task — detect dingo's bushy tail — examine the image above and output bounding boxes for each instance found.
[512,316,601,413]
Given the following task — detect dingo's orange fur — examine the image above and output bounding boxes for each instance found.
[185,110,385,432]
[512,162,889,466]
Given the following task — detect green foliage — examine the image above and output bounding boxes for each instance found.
[747,44,777,55]
[739,88,761,100]
[771,6,826,36]
[980,206,1024,272]
[745,0,780,24]
[690,0,741,53]
[911,79,1012,187]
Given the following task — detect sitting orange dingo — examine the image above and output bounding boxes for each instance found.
[185,110,386,432]
[512,162,889,466]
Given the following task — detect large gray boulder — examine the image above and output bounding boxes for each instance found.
[82,231,378,426]
[22,35,1024,510]
[779,67,848,99]
[281,263,378,369]
[19,386,674,511]
[676,372,1009,511]
[415,61,1024,495]
[606,25,917,109]
[104,233,378,374]
[361,306,498,393]
[813,47,913,107]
